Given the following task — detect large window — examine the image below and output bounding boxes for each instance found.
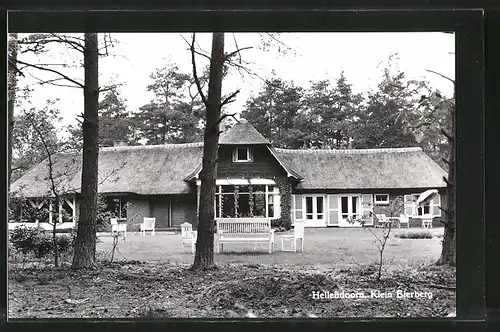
[340,195,360,221]
[404,193,441,217]
[104,196,128,218]
[304,196,324,220]
[215,184,279,218]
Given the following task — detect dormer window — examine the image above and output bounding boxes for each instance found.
[233,147,253,163]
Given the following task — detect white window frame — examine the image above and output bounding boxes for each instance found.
[339,194,362,222]
[407,193,441,217]
[303,195,326,221]
[232,147,253,163]
[374,194,389,205]
[214,182,279,219]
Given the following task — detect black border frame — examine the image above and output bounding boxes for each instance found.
[3,8,485,331]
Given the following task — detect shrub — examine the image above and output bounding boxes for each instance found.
[394,231,433,239]
[9,226,46,256]
[9,225,75,260]
[271,217,292,230]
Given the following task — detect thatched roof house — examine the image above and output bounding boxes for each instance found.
[10,119,447,229]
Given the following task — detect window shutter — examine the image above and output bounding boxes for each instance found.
[293,195,304,221]
[404,195,414,216]
[327,194,339,226]
[275,193,281,218]
[432,194,441,217]
[361,194,373,225]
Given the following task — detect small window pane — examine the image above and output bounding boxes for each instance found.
[341,197,348,214]
[352,197,358,214]
[237,148,248,160]
[294,195,303,210]
[317,197,324,214]
[306,197,313,214]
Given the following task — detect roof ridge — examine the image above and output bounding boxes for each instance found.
[275,147,423,154]
[101,142,204,151]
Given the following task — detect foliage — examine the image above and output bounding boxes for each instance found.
[241,78,306,148]
[9,225,74,259]
[132,60,205,145]
[96,195,114,231]
[11,102,62,182]
[64,89,138,150]
[395,231,433,239]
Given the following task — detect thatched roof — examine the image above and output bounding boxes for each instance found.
[275,147,447,190]
[11,143,203,197]
[11,143,447,198]
[219,118,270,145]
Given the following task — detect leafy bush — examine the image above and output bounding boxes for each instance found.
[394,231,433,239]
[271,217,292,230]
[9,225,75,259]
[96,195,114,232]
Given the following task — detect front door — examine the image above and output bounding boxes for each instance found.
[339,195,361,226]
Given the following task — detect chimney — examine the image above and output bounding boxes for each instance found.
[113,140,128,147]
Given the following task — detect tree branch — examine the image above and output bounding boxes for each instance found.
[425,69,456,86]
[189,33,209,108]
[225,47,253,61]
[220,90,240,110]
[443,176,453,187]
[441,128,453,141]
[15,59,84,88]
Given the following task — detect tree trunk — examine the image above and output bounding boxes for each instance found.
[191,33,225,271]
[438,101,456,266]
[8,33,18,192]
[72,33,100,269]
[52,200,59,268]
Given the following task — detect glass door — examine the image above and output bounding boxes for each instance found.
[340,195,361,225]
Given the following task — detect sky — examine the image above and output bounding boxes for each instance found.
[14,32,455,136]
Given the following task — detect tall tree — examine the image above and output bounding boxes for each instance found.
[242,78,304,148]
[8,33,20,190]
[133,61,204,144]
[72,33,100,269]
[421,73,455,266]
[189,33,242,270]
[349,69,426,149]
[302,73,362,149]
[64,88,137,149]
[10,33,117,268]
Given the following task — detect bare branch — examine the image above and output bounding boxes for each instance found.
[425,69,455,86]
[232,33,243,64]
[15,58,84,88]
[225,47,253,61]
[441,128,453,141]
[8,59,25,77]
[189,33,209,107]
[220,90,240,110]
[443,176,453,187]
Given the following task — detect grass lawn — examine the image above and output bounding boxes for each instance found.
[9,227,455,319]
[95,227,445,269]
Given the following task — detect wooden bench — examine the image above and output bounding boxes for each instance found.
[216,218,275,254]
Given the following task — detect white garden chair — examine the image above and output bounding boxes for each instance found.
[181,222,197,254]
[421,214,433,229]
[110,218,127,240]
[140,217,156,236]
[398,214,410,228]
[281,221,305,252]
